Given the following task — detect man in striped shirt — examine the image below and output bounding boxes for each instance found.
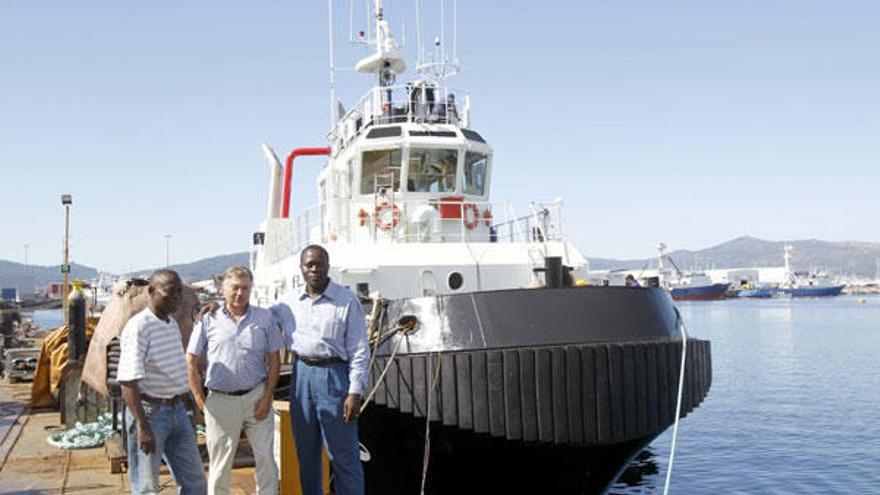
[117,270,207,495]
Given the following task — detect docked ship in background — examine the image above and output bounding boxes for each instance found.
[779,245,844,297]
[657,243,729,301]
[250,2,712,492]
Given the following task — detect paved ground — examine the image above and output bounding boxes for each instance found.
[0,382,256,494]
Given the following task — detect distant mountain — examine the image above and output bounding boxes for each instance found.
[129,252,250,282]
[3,236,878,286]
[586,236,880,277]
[0,260,99,288]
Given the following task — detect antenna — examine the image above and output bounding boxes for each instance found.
[453,0,457,62]
[415,0,423,65]
[328,0,337,128]
[440,0,444,62]
[349,0,354,42]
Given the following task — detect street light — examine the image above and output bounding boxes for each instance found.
[61,194,73,325]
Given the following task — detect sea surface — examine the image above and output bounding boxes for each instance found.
[21,299,880,493]
[23,308,64,330]
[610,295,880,494]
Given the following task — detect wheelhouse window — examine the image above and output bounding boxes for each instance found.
[361,149,402,194]
[463,152,488,195]
[407,148,458,193]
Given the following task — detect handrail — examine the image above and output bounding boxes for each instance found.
[281,147,331,218]
[263,199,565,264]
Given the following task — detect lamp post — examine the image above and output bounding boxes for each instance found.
[61,194,72,325]
[165,234,172,267]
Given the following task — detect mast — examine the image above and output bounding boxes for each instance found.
[783,244,794,285]
[328,0,336,127]
[657,242,667,288]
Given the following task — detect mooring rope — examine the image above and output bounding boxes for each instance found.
[359,329,407,415]
[420,352,443,495]
[663,311,689,495]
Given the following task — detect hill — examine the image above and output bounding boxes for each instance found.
[3,236,878,284]
[129,252,250,282]
[0,260,99,288]
[587,236,880,277]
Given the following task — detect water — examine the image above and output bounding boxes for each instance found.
[21,308,63,330]
[610,295,880,494]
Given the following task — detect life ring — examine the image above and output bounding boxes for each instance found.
[482,209,493,227]
[375,202,400,230]
[464,203,480,229]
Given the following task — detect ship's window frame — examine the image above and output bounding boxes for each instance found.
[463,151,489,196]
[406,147,459,193]
[360,148,402,194]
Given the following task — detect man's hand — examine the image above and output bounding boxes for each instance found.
[254,395,272,421]
[197,301,220,321]
[138,422,156,455]
[343,394,362,424]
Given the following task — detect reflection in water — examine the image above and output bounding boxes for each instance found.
[607,447,660,493]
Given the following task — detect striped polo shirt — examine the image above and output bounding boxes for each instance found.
[117,307,190,399]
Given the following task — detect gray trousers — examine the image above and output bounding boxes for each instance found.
[204,382,279,495]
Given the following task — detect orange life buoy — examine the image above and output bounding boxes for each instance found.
[375,202,400,230]
[482,209,493,227]
[464,203,480,229]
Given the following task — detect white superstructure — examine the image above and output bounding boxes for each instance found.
[251,1,586,304]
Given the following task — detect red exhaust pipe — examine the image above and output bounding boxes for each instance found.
[281,147,331,218]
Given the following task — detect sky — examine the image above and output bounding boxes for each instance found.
[1,1,878,273]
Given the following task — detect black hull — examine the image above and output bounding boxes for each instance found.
[361,404,658,494]
[356,287,712,494]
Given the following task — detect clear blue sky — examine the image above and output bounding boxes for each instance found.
[2,1,878,273]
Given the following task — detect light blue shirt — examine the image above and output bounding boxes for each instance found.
[271,280,371,395]
[187,305,283,392]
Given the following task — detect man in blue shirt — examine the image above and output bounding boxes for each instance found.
[186,266,282,494]
[273,245,371,495]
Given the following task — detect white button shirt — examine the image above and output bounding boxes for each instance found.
[272,281,371,395]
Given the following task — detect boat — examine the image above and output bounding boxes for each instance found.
[778,245,844,297]
[657,243,729,301]
[735,285,777,298]
[250,2,712,492]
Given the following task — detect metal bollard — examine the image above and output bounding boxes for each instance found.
[544,256,563,288]
[67,281,87,362]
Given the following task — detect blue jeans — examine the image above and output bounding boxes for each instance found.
[290,360,364,495]
[125,400,207,495]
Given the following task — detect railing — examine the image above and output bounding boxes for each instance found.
[331,84,470,145]
[262,199,565,265]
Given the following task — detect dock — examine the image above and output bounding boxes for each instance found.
[0,382,257,494]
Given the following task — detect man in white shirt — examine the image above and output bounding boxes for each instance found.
[117,270,207,495]
[187,266,282,494]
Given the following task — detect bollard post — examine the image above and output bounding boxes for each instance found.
[67,280,87,362]
[544,256,563,288]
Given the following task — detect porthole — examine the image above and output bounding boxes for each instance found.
[448,271,464,291]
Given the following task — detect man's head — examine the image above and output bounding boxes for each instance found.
[221,265,253,314]
[148,269,182,318]
[300,244,330,294]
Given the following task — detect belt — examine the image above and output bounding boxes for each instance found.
[209,382,262,397]
[140,393,187,404]
[295,353,347,366]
